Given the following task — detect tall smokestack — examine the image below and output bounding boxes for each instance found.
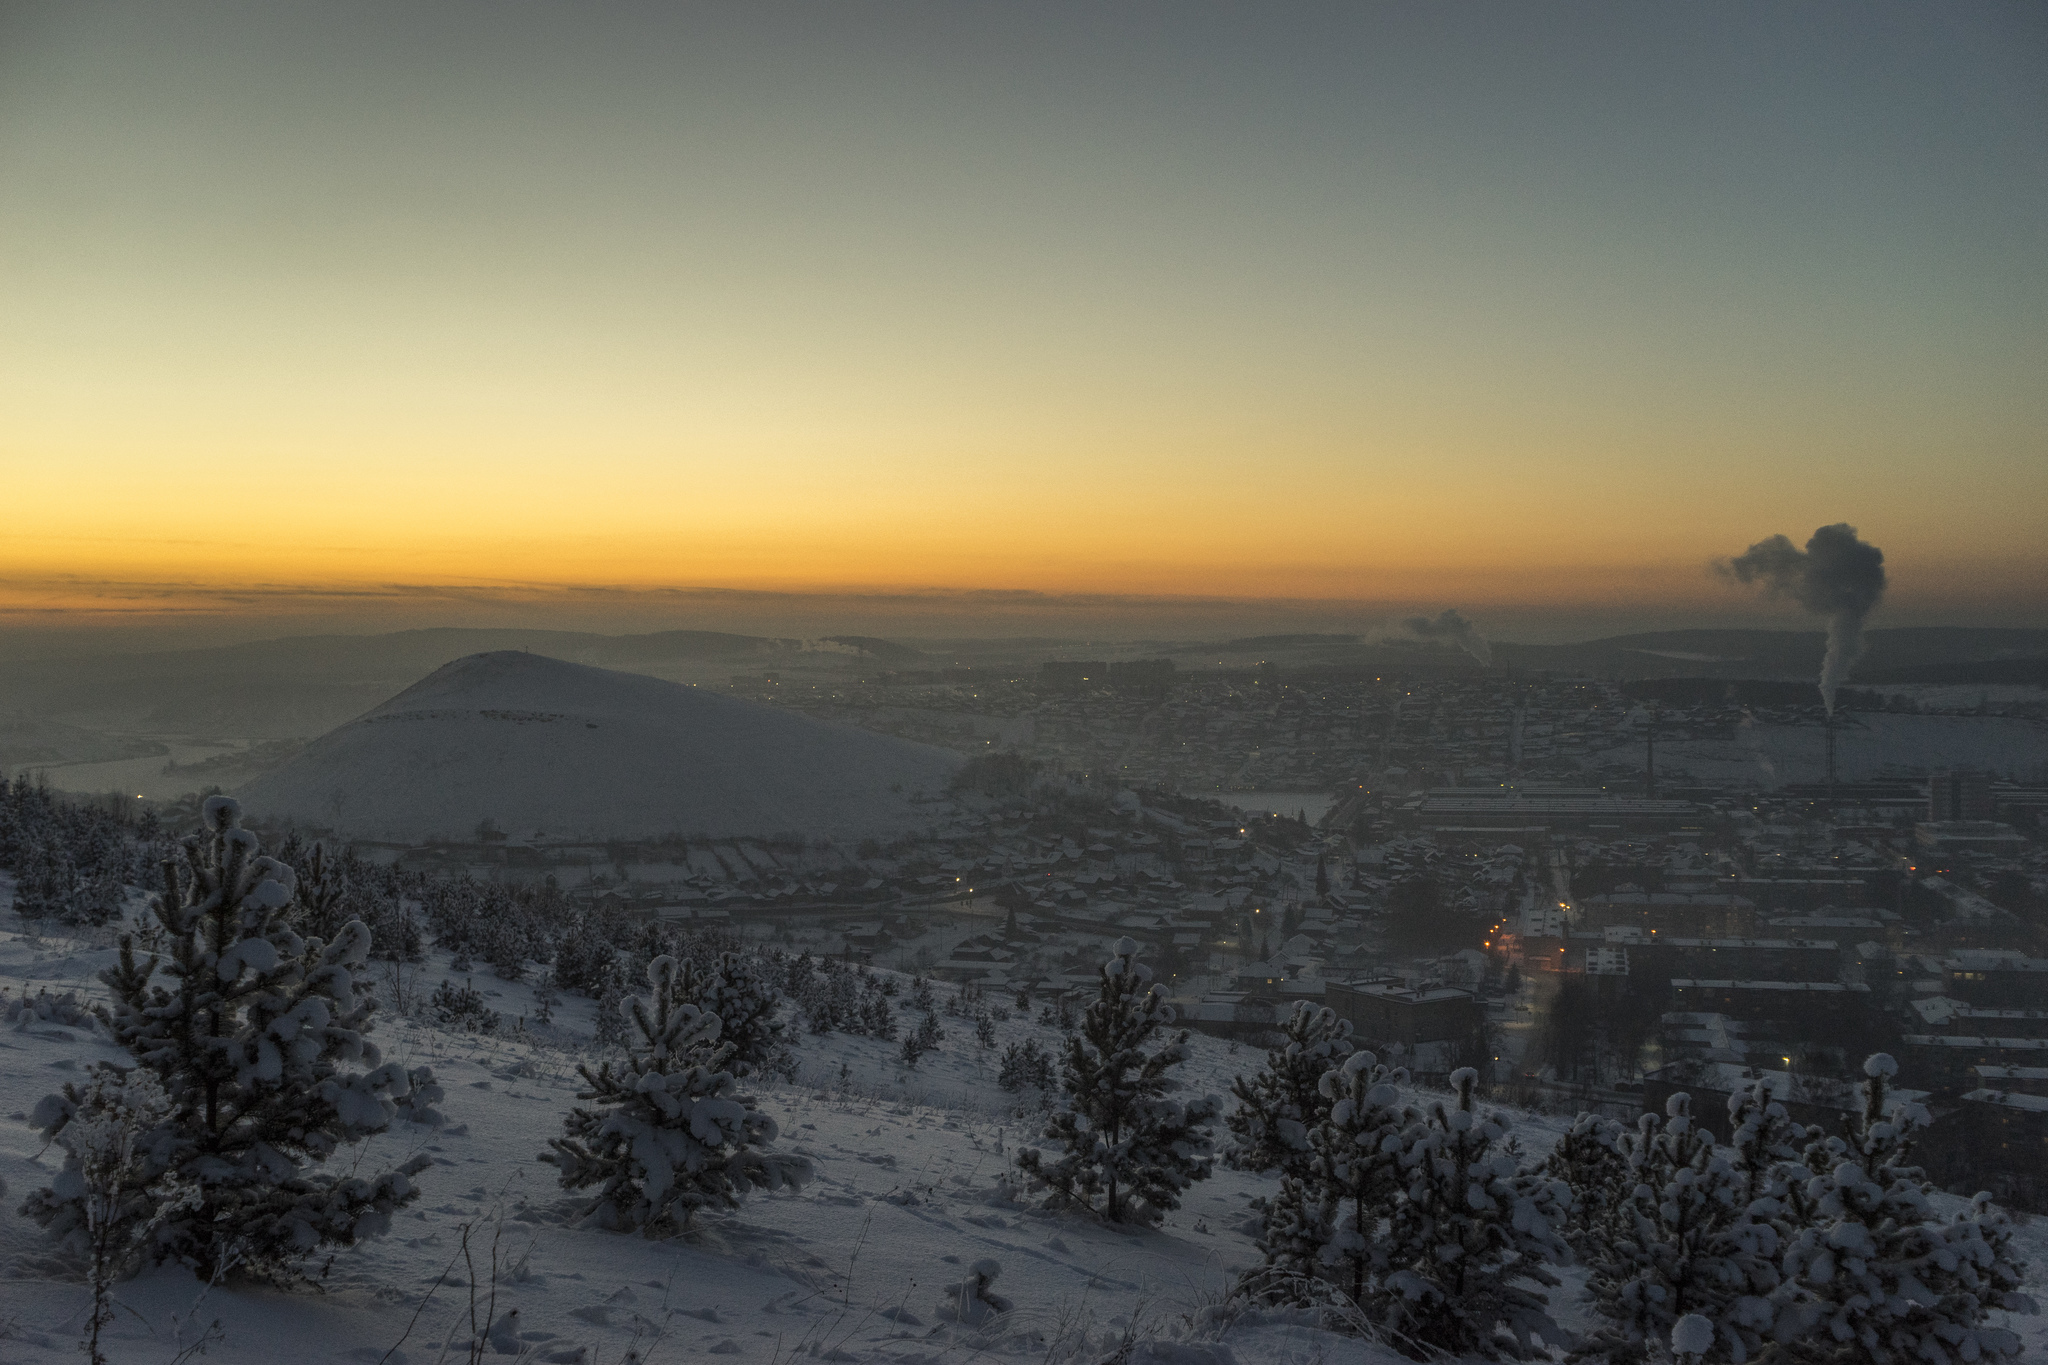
[1400,609,1492,666]
[1826,712,1837,801]
[1379,688,1403,773]
[1645,702,1657,800]
[1719,523,1887,714]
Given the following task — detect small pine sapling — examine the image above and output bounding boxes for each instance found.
[998,1039,1055,1092]
[532,972,558,1026]
[430,976,499,1033]
[542,955,812,1233]
[861,987,898,1041]
[1014,938,1219,1225]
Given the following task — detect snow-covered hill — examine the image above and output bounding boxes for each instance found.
[233,652,962,841]
[5,916,2045,1365]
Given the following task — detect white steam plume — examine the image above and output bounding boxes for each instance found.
[1402,609,1491,666]
[1719,522,1887,715]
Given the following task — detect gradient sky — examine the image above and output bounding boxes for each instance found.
[2,2,2043,635]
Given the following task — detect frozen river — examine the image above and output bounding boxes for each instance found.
[8,743,244,800]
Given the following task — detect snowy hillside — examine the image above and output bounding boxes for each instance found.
[5,867,2045,1365]
[0,918,1412,1365]
[234,652,963,841]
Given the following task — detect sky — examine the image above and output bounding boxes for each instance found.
[2,1,2043,643]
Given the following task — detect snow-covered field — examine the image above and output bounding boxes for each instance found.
[5,917,2047,1365]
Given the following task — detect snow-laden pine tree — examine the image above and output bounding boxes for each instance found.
[1225,1001,1354,1179]
[21,798,427,1281]
[1727,1074,1813,1200]
[1575,1094,1784,1364]
[1544,1111,1627,1260]
[542,954,812,1233]
[799,958,854,1033]
[692,950,791,1078]
[1014,938,1219,1225]
[1764,1054,2033,1365]
[1374,1067,1570,1360]
[1251,1173,1329,1294]
[1308,1048,1411,1308]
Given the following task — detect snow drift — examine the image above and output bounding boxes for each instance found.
[234,651,960,839]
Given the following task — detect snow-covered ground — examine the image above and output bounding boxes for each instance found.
[0,924,1374,1364]
[4,919,2046,1364]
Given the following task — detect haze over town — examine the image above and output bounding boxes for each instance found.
[2,5,2045,1365]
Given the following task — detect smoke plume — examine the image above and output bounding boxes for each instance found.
[1402,609,1491,666]
[1719,522,1886,714]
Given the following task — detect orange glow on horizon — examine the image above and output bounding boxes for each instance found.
[4,6,2043,632]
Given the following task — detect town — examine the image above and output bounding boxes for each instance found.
[219,659,2047,1218]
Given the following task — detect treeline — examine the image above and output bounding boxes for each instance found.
[0,776,167,926]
